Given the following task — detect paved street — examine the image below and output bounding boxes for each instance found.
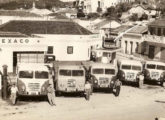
[0,84,165,120]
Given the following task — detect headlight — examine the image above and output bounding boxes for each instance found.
[160,74,164,78]
[94,80,98,83]
[122,73,125,77]
[110,81,114,84]
[22,86,25,91]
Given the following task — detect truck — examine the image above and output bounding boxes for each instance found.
[16,63,53,97]
[118,59,143,88]
[89,62,121,96]
[54,62,86,95]
[143,61,165,87]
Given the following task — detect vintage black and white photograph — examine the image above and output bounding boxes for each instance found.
[0,0,165,120]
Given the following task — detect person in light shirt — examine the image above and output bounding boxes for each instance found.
[84,81,91,101]
[139,73,144,88]
[10,83,18,105]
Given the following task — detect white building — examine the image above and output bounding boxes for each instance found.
[0,20,101,72]
[77,0,135,14]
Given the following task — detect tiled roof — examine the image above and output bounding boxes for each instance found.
[48,13,68,19]
[0,10,41,17]
[128,26,148,34]
[0,31,28,37]
[0,20,93,35]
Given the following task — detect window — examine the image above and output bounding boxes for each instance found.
[72,70,84,76]
[47,46,53,54]
[157,28,162,36]
[35,71,48,79]
[59,69,71,76]
[136,42,139,53]
[19,71,33,78]
[130,41,133,55]
[157,65,165,70]
[67,46,73,54]
[105,69,115,75]
[92,68,104,74]
[132,66,141,71]
[125,41,128,54]
[146,64,156,69]
[121,65,131,70]
[149,27,155,35]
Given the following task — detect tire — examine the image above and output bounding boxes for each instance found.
[56,91,61,97]
[115,86,120,97]
[160,82,165,88]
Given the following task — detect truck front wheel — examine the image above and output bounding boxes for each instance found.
[115,86,120,97]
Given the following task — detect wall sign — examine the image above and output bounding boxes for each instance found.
[0,38,29,44]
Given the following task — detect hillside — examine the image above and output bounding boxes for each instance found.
[0,0,66,10]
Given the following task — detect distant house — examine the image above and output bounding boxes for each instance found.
[121,25,148,54]
[128,4,156,18]
[57,8,77,18]
[142,19,165,62]
[76,0,135,14]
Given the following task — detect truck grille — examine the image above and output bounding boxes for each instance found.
[67,79,76,87]
[151,72,159,79]
[28,83,40,91]
[99,77,109,84]
[126,73,135,80]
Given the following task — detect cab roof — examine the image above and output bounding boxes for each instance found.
[90,62,116,69]
[118,59,142,66]
[145,61,165,66]
[54,61,85,70]
[17,63,50,71]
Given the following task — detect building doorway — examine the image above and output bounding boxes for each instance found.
[161,47,165,62]
[13,51,44,73]
[148,45,155,59]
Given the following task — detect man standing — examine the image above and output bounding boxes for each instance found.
[47,84,56,106]
[84,81,91,101]
[139,73,144,88]
[10,83,18,105]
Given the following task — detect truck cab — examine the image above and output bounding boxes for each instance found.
[89,62,121,96]
[54,62,86,94]
[118,59,143,88]
[16,63,53,96]
[143,61,165,87]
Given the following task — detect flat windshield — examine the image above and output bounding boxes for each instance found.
[35,71,48,79]
[59,69,71,76]
[157,65,165,70]
[147,64,156,69]
[72,70,84,76]
[121,65,131,70]
[19,71,33,78]
[132,66,141,71]
[92,69,104,74]
[105,69,115,75]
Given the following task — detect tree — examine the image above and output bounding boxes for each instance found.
[87,13,100,19]
[130,13,139,21]
[140,13,148,21]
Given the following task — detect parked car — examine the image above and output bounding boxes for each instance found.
[143,61,165,87]
[118,59,143,88]
[89,62,121,96]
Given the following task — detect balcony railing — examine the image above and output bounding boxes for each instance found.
[143,34,165,44]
